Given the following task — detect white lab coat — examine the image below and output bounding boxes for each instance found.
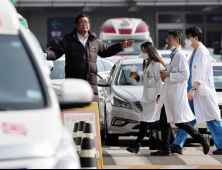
[139,60,164,123]
[190,44,221,124]
[159,49,196,124]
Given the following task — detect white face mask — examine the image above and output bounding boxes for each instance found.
[185,39,193,47]
[141,52,149,60]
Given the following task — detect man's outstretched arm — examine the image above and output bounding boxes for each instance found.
[98,39,134,58]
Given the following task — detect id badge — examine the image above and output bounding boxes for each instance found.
[171,66,178,73]
[147,71,154,85]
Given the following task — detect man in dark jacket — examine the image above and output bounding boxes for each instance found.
[44,14,134,103]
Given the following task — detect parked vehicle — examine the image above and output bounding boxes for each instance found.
[0,0,94,168]
[50,56,114,100]
[100,18,153,64]
[98,58,222,145]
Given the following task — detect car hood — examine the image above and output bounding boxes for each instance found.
[105,55,139,64]
[0,108,63,160]
[113,86,143,101]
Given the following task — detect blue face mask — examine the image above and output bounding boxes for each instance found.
[169,46,176,51]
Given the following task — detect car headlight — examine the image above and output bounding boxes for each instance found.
[54,139,81,169]
[111,94,132,109]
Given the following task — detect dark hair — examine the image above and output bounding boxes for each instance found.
[168,30,182,44]
[185,26,203,42]
[141,42,165,70]
[75,13,90,24]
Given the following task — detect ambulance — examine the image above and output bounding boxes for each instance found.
[0,0,94,168]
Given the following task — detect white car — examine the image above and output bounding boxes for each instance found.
[50,56,114,99]
[17,13,29,29]
[208,48,222,62]
[150,49,217,64]
[98,58,222,146]
[99,18,153,64]
[0,0,94,168]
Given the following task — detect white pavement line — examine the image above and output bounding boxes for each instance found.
[106,150,152,166]
[161,166,200,169]
[104,166,131,169]
[177,150,222,165]
[110,147,121,150]
[183,147,197,150]
[119,137,137,140]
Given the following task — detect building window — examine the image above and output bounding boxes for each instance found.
[186,14,204,24]
[207,14,222,23]
[158,29,182,49]
[207,31,222,48]
[158,14,182,23]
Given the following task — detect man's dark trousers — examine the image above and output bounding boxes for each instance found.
[159,106,206,151]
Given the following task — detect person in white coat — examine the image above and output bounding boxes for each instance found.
[126,42,166,154]
[151,30,210,156]
[171,27,222,155]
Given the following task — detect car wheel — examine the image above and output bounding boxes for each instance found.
[149,129,161,150]
[210,139,215,146]
[199,128,208,134]
[105,134,119,146]
[100,130,105,142]
[104,106,119,146]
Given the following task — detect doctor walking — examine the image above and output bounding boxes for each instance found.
[151,30,210,156]
[171,26,222,155]
[126,42,165,154]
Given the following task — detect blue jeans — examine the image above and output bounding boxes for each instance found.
[174,120,222,150]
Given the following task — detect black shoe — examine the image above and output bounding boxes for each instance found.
[126,143,141,154]
[202,135,210,155]
[213,149,222,155]
[150,149,171,156]
[170,144,183,154]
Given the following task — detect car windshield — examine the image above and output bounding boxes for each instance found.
[50,60,65,79]
[116,65,222,88]
[0,35,45,110]
[97,60,113,72]
[116,64,143,86]
[213,66,222,91]
[50,59,112,79]
[103,40,146,55]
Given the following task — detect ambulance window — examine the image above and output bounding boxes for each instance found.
[0,35,45,110]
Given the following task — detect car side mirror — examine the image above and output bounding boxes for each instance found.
[47,61,54,71]
[59,79,94,110]
[98,79,109,87]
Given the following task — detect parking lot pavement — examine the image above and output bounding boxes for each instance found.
[102,137,222,169]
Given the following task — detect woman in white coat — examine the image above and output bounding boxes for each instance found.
[126,42,165,154]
